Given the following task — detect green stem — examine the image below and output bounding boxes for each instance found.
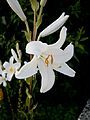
[25,20,30,33]
[33,10,37,41]
[36,6,43,41]
[38,5,43,21]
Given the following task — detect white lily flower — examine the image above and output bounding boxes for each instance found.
[37,12,69,40]
[0,68,7,87]
[15,27,75,93]
[6,0,26,21]
[3,56,21,81]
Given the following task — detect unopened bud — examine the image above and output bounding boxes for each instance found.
[40,0,47,7]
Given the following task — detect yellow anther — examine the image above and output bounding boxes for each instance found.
[45,55,53,66]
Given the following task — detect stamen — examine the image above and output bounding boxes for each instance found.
[45,55,53,66]
[51,55,53,64]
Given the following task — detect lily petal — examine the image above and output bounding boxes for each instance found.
[54,63,75,77]
[37,13,69,40]
[46,48,65,65]
[11,49,18,62]
[7,73,13,81]
[64,43,74,62]
[38,59,55,93]
[3,62,9,69]
[9,56,14,64]
[6,0,26,21]
[13,62,21,70]
[3,81,7,87]
[49,26,67,48]
[15,56,38,79]
[26,41,48,56]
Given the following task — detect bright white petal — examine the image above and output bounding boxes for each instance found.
[58,12,65,19]
[38,59,55,93]
[26,41,48,56]
[13,62,21,70]
[46,48,66,65]
[0,68,2,75]
[7,73,14,81]
[37,13,69,39]
[15,56,38,79]
[11,49,18,62]
[3,81,7,87]
[49,26,67,48]
[63,43,74,62]
[9,56,14,64]
[6,0,26,21]
[3,62,9,69]
[54,63,75,77]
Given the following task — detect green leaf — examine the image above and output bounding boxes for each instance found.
[78,44,84,51]
[80,37,88,41]
[26,88,32,99]
[32,79,37,91]
[26,97,30,107]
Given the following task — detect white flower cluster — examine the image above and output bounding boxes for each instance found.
[1,0,76,93]
[0,49,21,86]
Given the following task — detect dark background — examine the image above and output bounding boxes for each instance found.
[0,0,90,119]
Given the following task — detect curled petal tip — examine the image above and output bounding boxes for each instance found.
[38,13,69,39]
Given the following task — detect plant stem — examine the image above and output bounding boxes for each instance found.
[33,10,37,41]
[38,5,43,22]
[25,20,30,33]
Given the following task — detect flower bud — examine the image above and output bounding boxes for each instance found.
[6,0,26,21]
[40,0,47,7]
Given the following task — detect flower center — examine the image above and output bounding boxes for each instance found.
[45,55,53,66]
[9,66,15,73]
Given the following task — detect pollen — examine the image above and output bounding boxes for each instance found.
[9,66,14,73]
[45,55,53,66]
